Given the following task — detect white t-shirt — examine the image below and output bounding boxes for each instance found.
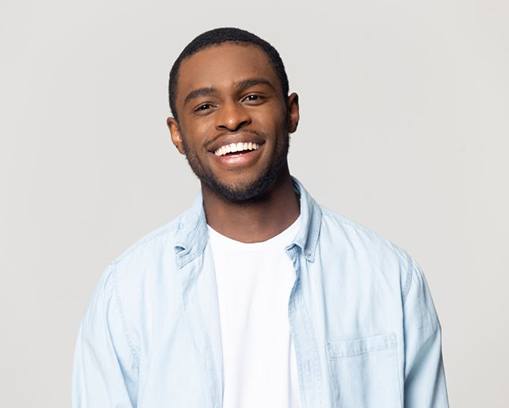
[207,216,302,408]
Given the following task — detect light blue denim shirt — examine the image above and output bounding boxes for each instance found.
[72,176,449,407]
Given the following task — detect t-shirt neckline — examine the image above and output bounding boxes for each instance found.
[207,214,301,251]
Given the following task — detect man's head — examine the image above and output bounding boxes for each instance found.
[166,27,299,203]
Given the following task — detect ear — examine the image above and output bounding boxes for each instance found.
[166,117,186,155]
[287,92,300,134]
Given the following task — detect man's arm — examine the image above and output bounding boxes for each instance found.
[72,264,138,408]
[402,258,449,407]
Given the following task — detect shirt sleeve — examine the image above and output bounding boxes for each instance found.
[402,259,449,407]
[72,264,139,408]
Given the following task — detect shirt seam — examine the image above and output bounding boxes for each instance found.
[109,262,140,369]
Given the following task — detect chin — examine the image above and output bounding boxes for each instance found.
[205,174,266,203]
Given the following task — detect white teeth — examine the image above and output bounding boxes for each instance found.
[214,142,260,156]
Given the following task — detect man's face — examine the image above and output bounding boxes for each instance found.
[167,42,299,202]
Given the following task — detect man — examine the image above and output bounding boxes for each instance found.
[72,27,449,407]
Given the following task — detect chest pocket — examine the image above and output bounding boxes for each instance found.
[326,333,401,408]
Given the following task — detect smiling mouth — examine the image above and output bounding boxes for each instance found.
[213,142,261,156]
[210,142,264,168]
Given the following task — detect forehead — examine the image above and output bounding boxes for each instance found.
[176,42,278,102]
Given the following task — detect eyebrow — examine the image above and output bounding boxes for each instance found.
[183,77,276,106]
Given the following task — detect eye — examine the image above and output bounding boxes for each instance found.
[195,103,212,112]
[243,94,265,103]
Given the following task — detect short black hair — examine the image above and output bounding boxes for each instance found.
[168,27,289,121]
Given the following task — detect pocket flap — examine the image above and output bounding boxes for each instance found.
[327,333,397,358]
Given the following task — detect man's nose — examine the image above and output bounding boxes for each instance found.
[216,100,251,131]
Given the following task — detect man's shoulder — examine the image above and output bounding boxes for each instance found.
[319,205,414,269]
[318,205,419,298]
[107,205,194,276]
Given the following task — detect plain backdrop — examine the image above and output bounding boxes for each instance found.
[1,0,508,406]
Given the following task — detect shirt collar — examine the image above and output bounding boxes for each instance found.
[174,175,322,267]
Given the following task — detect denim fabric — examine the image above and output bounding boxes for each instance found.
[72,176,449,407]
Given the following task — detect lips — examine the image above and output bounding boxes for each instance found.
[207,132,265,155]
[211,142,264,168]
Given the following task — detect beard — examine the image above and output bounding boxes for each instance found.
[181,130,290,203]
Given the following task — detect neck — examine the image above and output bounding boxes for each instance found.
[202,169,300,243]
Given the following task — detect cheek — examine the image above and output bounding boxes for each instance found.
[268,103,287,128]
[253,109,285,134]
[180,121,211,150]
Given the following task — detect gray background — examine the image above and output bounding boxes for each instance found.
[1,0,508,406]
